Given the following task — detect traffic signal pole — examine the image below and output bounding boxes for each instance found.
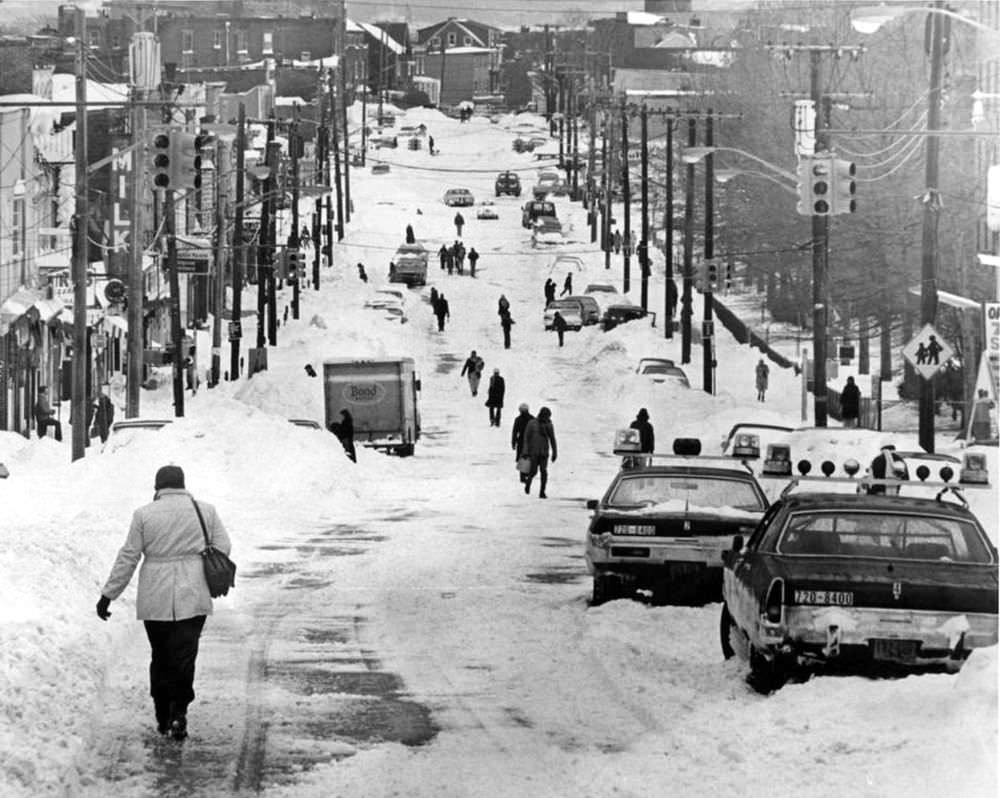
[681,117,696,365]
[811,51,830,427]
[229,103,246,381]
[703,110,715,395]
[71,7,89,460]
[165,189,184,417]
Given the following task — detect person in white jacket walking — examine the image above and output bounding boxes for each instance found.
[96,464,231,740]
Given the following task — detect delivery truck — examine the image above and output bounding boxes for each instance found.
[323,357,421,456]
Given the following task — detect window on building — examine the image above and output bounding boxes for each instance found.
[447,32,456,46]
[112,35,121,49]
[430,37,440,50]
[213,29,223,49]
[12,198,25,257]
[300,51,311,61]
[182,29,194,53]
[236,30,248,53]
[463,36,471,46]
[263,31,273,54]
[89,30,101,48]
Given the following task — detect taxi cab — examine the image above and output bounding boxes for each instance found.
[585,434,770,605]
[720,457,997,692]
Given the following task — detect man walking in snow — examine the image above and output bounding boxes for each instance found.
[485,368,506,427]
[523,407,557,499]
[755,358,769,402]
[500,310,514,350]
[468,247,479,277]
[544,278,556,306]
[511,403,534,484]
[461,350,485,396]
[434,294,450,331]
[560,272,573,297]
[439,244,448,270]
[552,311,568,347]
[454,212,465,238]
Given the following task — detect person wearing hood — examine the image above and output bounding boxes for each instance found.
[485,368,506,427]
[629,408,654,453]
[328,408,357,462]
[96,465,232,741]
[522,406,557,499]
[511,403,534,484]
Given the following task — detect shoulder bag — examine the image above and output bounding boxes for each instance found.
[191,498,236,598]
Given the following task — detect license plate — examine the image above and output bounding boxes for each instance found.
[794,590,854,606]
[871,638,920,663]
[616,524,657,536]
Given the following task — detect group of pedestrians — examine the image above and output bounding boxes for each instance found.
[511,403,557,499]
[34,383,117,444]
[438,241,479,276]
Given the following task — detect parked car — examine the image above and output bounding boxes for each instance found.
[288,418,322,430]
[550,255,584,273]
[477,206,499,220]
[638,362,689,388]
[531,217,564,247]
[495,171,522,197]
[720,487,998,692]
[443,188,475,207]
[364,289,409,323]
[370,135,398,149]
[567,295,601,326]
[512,137,535,153]
[585,283,619,296]
[585,437,770,605]
[390,243,429,286]
[522,200,557,228]
[533,172,564,199]
[371,163,391,175]
[543,298,584,331]
[601,304,654,331]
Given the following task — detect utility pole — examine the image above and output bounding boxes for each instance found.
[602,109,613,270]
[229,103,245,381]
[681,117,696,365]
[210,135,229,386]
[664,117,674,340]
[621,98,630,294]
[587,80,597,243]
[703,109,715,395]
[811,51,830,427]
[640,104,649,311]
[571,85,580,200]
[257,118,275,351]
[265,135,280,347]
[338,41,351,224]
[325,195,334,268]
[919,1,945,453]
[312,197,321,289]
[126,72,145,417]
[71,6,89,460]
[165,190,184,416]
[330,69,345,241]
[289,116,301,320]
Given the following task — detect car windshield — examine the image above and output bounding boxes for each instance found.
[777,510,993,562]
[608,473,766,513]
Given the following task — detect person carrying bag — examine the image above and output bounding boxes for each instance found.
[96,465,233,741]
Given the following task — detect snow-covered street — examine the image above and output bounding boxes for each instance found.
[0,107,995,798]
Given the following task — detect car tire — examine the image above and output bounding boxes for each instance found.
[719,603,737,660]
[591,574,619,606]
[747,646,787,694]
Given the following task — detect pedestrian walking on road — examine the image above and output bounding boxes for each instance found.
[500,310,514,349]
[328,409,358,462]
[96,464,232,741]
[453,241,465,273]
[429,286,439,308]
[428,135,436,155]
[544,278,556,306]
[498,294,510,317]
[300,225,311,247]
[523,407,557,499]
[405,224,415,244]
[91,384,115,444]
[840,376,861,428]
[552,311,568,347]
[454,212,465,237]
[357,263,368,283]
[434,294,450,331]
[438,244,448,270]
[468,247,479,277]
[485,368,506,427]
[755,358,770,402]
[560,272,573,297]
[613,229,622,254]
[629,408,655,453]
[511,403,534,484]
[461,350,485,396]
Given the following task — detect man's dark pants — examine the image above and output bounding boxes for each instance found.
[144,615,207,724]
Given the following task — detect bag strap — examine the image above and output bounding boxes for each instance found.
[190,497,211,547]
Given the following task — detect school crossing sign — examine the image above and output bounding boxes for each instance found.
[902,324,954,380]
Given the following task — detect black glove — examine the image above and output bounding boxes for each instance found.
[96,595,112,621]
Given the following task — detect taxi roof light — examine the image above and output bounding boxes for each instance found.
[843,458,860,477]
[797,460,812,475]
[939,465,954,483]
[673,437,702,456]
[915,465,931,482]
[762,443,792,476]
[960,453,990,485]
[820,460,835,477]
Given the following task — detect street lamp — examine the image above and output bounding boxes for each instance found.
[714,167,797,194]
[682,146,797,181]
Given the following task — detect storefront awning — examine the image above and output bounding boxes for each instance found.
[0,288,44,336]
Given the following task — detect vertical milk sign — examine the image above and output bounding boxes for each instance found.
[986,302,1000,400]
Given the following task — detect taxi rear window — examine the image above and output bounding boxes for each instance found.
[777,511,993,562]
[608,474,765,512]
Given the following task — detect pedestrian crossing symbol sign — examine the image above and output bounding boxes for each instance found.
[902,324,954,380]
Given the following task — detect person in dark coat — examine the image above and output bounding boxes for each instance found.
[613,229,622,254]
[468,247,479,277]
[500,310,514,349]
[405,224,415,244]
[552,311,568,347]
[429,286,439,308]
[438,244,448,270]
[357,263,368,283]
[840,376,861,428]
[867,442,908,495]
[97,465,231,740]
[461,350,485,396]
[91,385,115,444]
[434,294,450,331]
[522,406,557,498]
[544,278,556,306]
[498,294,510,317]
[328,409,357,462]
[454,212,465,237]
[666,279,678,320]
[485,368,506,427]
[511,403,534,484]
[560,272,573,297]
[34,385,62,441]
[629,408,654,453]
[755,358,769,402]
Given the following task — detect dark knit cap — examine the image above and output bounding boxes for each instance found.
[154,465,185,490]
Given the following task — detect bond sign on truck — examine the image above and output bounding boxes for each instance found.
[323,357,421,456]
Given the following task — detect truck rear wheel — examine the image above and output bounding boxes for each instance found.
[395,444,415,457]
[592,574,621,606]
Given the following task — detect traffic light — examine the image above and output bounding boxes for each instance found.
[169,132,205,191]
[150,132,172,189]
[830,158,857,215]
[795,154,832,216]
[706,260,719,291]
[286,248,303,284]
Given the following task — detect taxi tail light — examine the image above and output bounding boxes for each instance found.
[764,578,784,624]
[960,453,989,485]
